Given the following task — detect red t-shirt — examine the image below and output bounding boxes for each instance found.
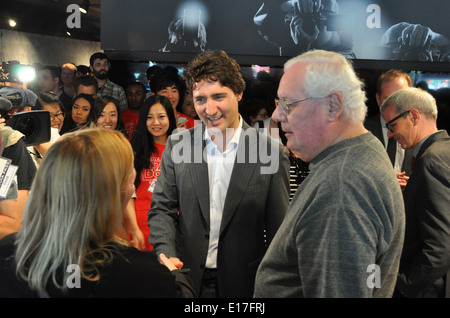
[178,112,199,129]
[134,143,165,251]
[121,109,140,140]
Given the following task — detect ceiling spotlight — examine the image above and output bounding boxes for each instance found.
[9,19,17,27]
[79,0,90,14]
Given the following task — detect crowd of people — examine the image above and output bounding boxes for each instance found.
[0,48,449,298]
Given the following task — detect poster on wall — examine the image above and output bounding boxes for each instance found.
[101,0,450,64]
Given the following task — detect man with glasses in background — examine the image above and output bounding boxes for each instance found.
[254,49,405,298]
[365,69,414,190]
[380,87,450,298]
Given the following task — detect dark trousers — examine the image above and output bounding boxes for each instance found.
[199,268,219,298]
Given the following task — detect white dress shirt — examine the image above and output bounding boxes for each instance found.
[204,116,243,269]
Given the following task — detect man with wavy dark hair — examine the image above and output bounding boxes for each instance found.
[149,50,290,298]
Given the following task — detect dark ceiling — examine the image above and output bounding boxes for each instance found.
[0,0,101,42]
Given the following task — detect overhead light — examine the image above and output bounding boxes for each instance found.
[66,31,71,36]
[8,19,16,27]
[79,0,90,14]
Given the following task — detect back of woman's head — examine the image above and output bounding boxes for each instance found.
[15,128,134,292]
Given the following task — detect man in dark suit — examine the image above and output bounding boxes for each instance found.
[365,69,414,188]
[148,50,290,298]
[381,87,450,298]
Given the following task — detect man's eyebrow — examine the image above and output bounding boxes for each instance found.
[193,92,227,99]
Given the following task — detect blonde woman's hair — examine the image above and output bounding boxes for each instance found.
[15,128,134,294]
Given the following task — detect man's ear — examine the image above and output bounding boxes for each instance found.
[328,92,343,120]
[236,91,243,102]
[375,93,381,108]
[409,108,420,125]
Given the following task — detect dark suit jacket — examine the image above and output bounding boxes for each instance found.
[148,121,290,297]
[365,114,413,175]
[396,130,450,297]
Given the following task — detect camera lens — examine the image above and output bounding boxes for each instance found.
[14,114,37,138]
[9,110,51,146]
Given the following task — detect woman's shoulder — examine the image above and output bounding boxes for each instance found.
[99,245,178,297]
[63,244,178,297]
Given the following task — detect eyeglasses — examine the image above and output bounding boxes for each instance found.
[50,112,65,121]
[385,110,410,132]
[275,97,311,115]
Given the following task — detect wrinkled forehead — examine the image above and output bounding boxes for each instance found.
[278,64,307,98]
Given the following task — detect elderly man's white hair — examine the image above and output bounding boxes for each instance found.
[285,49,367,124]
